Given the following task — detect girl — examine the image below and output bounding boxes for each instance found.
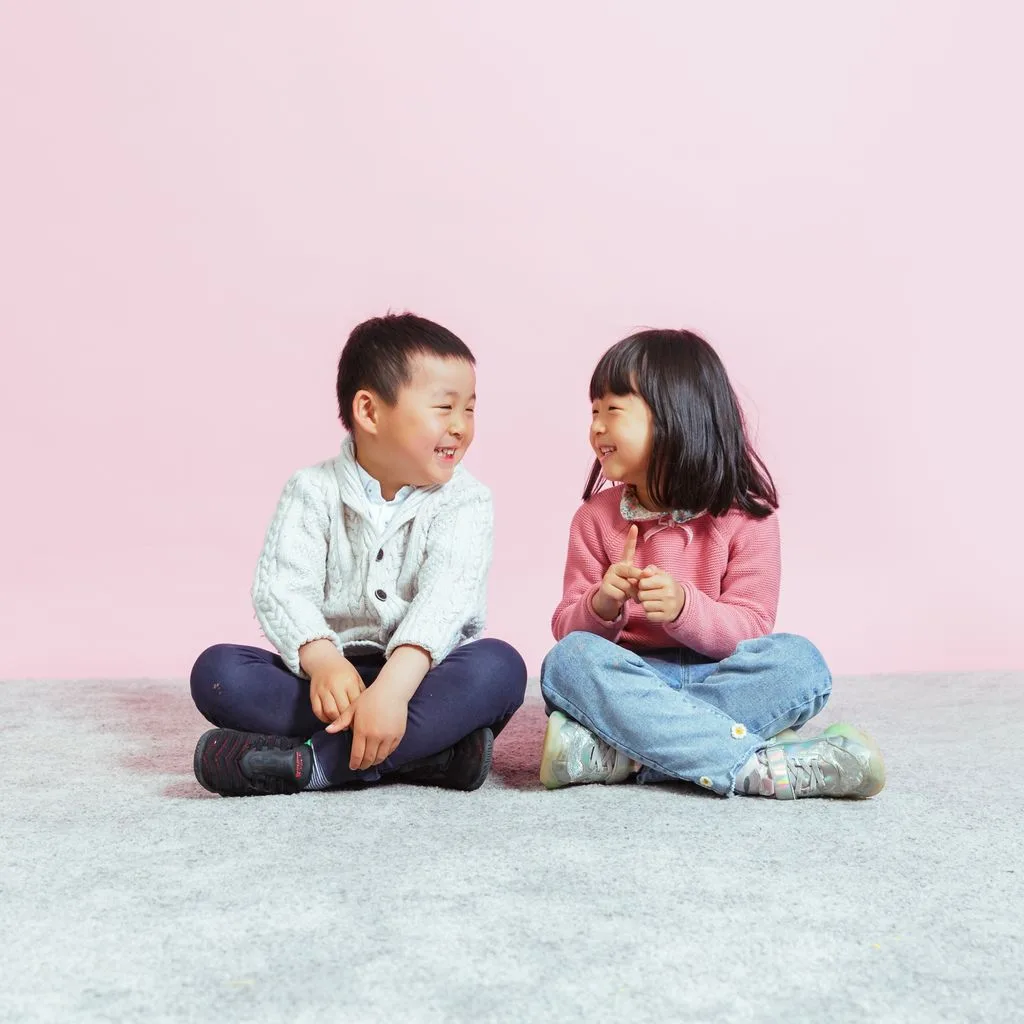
[539,329,885,800]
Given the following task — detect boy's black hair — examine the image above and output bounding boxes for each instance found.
[584,329,778,518]
[336,313,475,430]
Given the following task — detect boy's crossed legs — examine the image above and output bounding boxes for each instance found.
[190,639,527,795]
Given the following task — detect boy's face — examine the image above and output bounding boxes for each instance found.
[371,354,477,491]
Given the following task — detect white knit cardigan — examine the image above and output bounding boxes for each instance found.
[252,437,493,675]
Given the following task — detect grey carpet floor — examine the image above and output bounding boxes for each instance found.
[1,673,1020,1024]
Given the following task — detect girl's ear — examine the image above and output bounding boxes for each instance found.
[351,389,381,435]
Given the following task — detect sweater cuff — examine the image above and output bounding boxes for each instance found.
[579,584,628,640]
[280,630,340,678]
[660,581,696,644]
[385,633,450,669]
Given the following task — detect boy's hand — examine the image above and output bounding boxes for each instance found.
[309,659,365,725]
[300,638,366,725]
[592,524,642,622]
[637,565,686,623]
[328,684,409,770]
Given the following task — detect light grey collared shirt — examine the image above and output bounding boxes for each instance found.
[354,459,418,535]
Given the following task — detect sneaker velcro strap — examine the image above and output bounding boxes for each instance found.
[766,744,795,800]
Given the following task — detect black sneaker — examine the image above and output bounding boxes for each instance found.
[193,729,311,797]
[392,727,494,792]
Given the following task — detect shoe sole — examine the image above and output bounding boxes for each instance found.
[193,729,221,794]
[823,722,887,797]
[463,727,495,792]
[539,711,569,790]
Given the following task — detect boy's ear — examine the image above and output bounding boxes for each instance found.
[351,389,381,435]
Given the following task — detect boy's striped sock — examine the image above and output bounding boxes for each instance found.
[304,740,332,791]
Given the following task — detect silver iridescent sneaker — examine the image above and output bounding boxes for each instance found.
[753,722,886,799]
[539,711,635,790]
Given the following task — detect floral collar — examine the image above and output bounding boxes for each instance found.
[619,485,700,525]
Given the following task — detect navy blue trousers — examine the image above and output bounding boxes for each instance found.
[190,640,527,786]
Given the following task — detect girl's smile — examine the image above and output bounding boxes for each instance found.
[590,392,654,497]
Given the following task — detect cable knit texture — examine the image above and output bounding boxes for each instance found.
[551,485,780,660]
[252,437,493,675]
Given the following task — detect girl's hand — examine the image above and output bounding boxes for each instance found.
[309,659,365,725]
[592,525,642,622]
[637,565,686,623]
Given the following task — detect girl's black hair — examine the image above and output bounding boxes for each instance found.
[583,329,778,518]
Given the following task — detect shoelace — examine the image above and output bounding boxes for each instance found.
[787,755,827,795]
[586,739,616,774]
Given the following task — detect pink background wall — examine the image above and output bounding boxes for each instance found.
[2,2,1021,679]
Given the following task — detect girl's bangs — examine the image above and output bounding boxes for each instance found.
[588,343,642,401]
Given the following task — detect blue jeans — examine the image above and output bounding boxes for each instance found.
[540,632,832,795]
[191,639,527,787]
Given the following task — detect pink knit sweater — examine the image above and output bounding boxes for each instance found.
[551,485,781,660]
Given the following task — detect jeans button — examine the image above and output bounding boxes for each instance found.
[374,589,387,601]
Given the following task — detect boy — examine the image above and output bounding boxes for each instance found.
[190,313,527,796]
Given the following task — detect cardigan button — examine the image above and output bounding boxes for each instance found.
[376,548,384,561]
[374,589,387,601]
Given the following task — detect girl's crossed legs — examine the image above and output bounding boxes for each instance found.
[540,631,831,795]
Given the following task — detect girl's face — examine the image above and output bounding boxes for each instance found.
[591,391,654,496]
